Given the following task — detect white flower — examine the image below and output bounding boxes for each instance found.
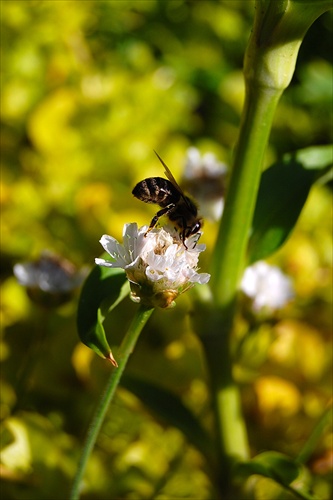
[182,147,228,221]
[13,251,86,307]
[96,223,210,308]
[241,261,294,313]
[14,252,84,293]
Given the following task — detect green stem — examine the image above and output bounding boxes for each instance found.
[200,82,283,497]
[202,2,333,494]
[202,14,288,497]
[211,84,282,306]
[69,304,154,500]
[297,404,333,464]
[200,327,249,498]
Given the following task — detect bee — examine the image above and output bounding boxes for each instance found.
[132,151,202,247]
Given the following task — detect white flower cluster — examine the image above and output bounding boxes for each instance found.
[241,261,294,313]
[96,223,210,308]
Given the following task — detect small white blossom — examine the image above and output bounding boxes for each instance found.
[96,223,210,308]
[241,261,294,313]
[14,252,84,293]
[13,251,86,307]
[182,147,228,221]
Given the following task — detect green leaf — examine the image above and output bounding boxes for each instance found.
[236,451,317,500]
[77,263,130,364]
[121,375,215,468]
[285,144,333,171]
[248,145,333,263]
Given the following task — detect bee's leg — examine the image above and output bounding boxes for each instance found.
[144,204,176,236]
[181,225,188,250]
[176,217,189,249]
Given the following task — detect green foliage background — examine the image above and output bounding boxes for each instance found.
[1,1,332,499]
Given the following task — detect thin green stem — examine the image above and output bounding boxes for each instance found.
[69,304,154,500]
[297,404,333,464]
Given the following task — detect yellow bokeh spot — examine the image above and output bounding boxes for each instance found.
[219,71,245,113]
[1,81,33,119]
[0,278,30,328]
[28,88,79,154]
[75,183,112,216]
[271,320,328,381]
[0,181,12,206]
[165,340,185,360]
[255,376,301,417]
[0,418,32,472]
[71,343,94,383]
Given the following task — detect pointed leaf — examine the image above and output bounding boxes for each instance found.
[77,263,129,363]
[248,145,333,263]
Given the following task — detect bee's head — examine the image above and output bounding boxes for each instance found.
[185,219,203,238]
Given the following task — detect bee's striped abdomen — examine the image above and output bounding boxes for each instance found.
[132,177,180,208]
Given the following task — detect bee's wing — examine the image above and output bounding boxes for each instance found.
[154,150,188,199]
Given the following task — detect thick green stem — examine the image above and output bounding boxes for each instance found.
[200,83,283,496]
[70,305,154,500]
[202,21,286,500]
[211,84,282,307]
[201,325,249,498]
[197,74,278,498]
[202,2,332,495]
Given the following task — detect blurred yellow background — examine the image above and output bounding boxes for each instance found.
[1,2,332,499]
